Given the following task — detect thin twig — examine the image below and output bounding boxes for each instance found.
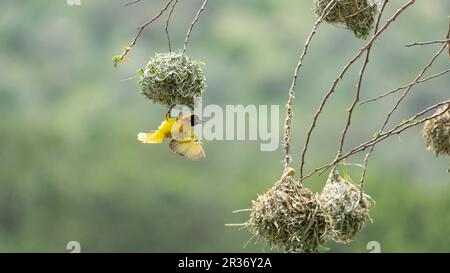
[378,45,448,138]
[405,38,450,47]
[299,100,450,182]
[124,0,143,7]
[346,101,450,161]
[182,0,209,54]
[358,17,450,188]
[334,0,388,168]
[232,209,253,213]
[129,0,173,50]
[299,0,416,178]
[447,16,450,59]
[115,0,173,65]
[165,0,178,52]
[224,223,247,227]
[282,0,337,171]
[360,69,450,105]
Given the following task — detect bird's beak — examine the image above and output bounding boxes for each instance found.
[192,115,204,126]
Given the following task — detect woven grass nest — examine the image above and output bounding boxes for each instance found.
[423,106,450,157]
[245,168,332,253]
[320,171,374,244]
[138,52,206,110]
[314,0,379,39]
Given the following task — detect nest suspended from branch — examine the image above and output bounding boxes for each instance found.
[138,52,206,110]
[245,168,331,253]
[423,106,450,157]
[314,0,379,39]
[320,171,374,244]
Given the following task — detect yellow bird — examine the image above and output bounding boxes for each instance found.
[137,114,206,160]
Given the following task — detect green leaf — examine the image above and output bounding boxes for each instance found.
[112,55,122,68]
[341,164,350,182]
[137,68,144,78]
[112,46,131,68]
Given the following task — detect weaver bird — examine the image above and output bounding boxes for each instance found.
[137,114,206,160]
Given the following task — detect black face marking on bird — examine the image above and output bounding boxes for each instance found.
[190,115,203,126]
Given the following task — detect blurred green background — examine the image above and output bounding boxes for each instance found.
[0,0,449,252]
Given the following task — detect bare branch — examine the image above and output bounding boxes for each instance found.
[299,0,416,178]
[182,0,209,54]
[358,98,442,189]
[124,0,143,7]
[345,101,450,163]
[334,0,389,166]
[358,16,450,187]
[360,69,450,105]
[165,0,178,52]
[129,0,173,50]
[405,38,450,47]
[113,0,174,67]
[299,100,450,182]
[378,45,448,138]
[282,0,337,171]
[448,16,450,58]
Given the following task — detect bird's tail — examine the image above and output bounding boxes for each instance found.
[137,132,165,144]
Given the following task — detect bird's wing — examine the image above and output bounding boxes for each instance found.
[169,139,206,160]
[158,118,176,132]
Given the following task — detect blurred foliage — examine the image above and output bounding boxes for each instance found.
[0,0,449,252]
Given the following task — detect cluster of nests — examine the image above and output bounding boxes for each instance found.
[423,106,450,157]
[138,52,207,110]
[314,0,380,39]
[244,168,374,253]
[244,105,449,253]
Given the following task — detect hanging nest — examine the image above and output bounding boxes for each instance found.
[423,106,450,157]
[245,168,332,253]
[314,0,379,39]
[320,171,374,244]
[138,52,207,110]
